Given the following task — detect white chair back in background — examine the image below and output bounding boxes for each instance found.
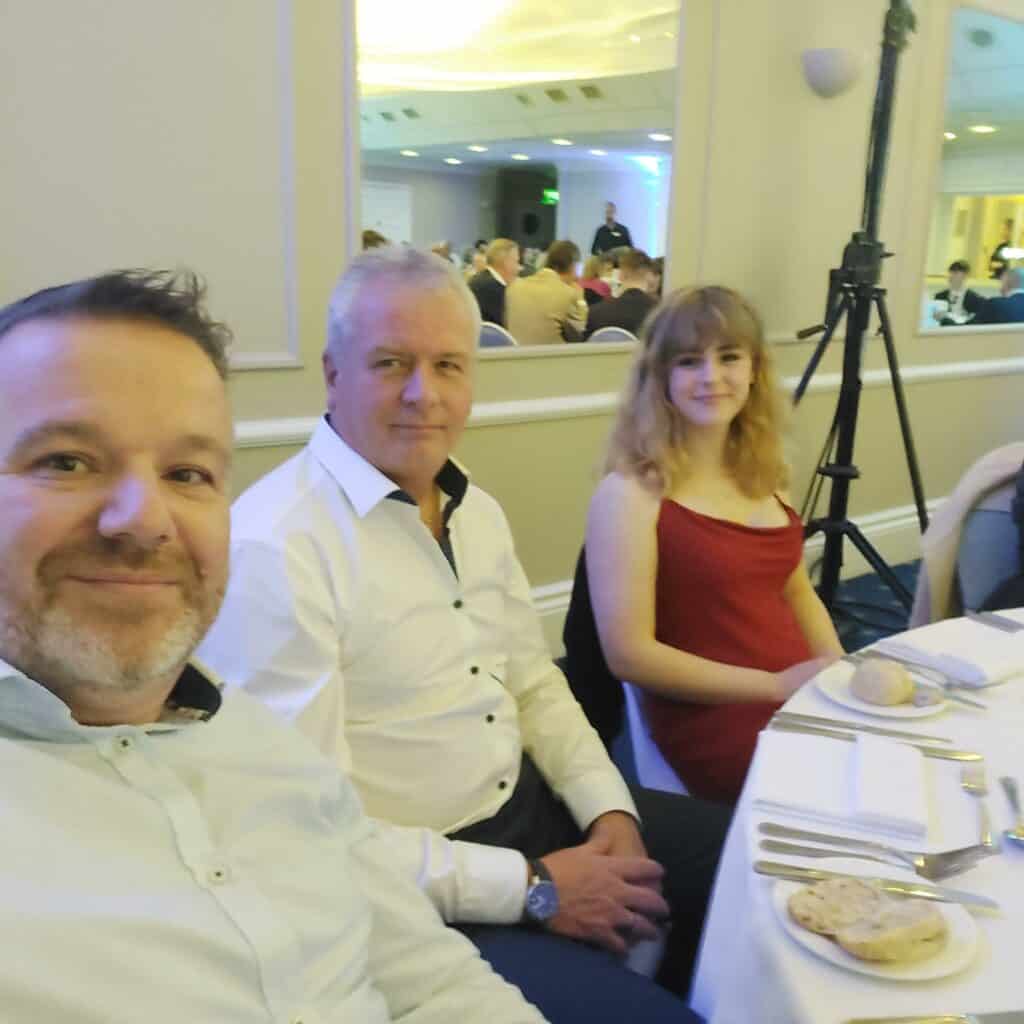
[588,326,639,344]
[479,322,518,348]
[622,683,686,795]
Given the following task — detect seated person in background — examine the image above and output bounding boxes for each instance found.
[988,218,1014,279]
[932,260,984,325]
[649,257,665,300]
[362,228,389,249]
[469,237,521,327]
[579,254,613,306]
[199,246,729,1024]
[974,267,1024,325]
[581,286,842,804]
[583,249,657,340]
[464,249,488,281]
[0,269,543,1024]
[506,240,588,344]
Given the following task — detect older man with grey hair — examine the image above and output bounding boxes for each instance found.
[199,245,726,1024]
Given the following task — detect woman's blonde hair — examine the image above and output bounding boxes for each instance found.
[603,285,788,497]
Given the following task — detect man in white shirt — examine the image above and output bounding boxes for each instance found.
[0,269,545,1024]
[199,246,727,1022]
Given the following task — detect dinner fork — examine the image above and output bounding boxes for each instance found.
[757,823,995,881]
[960,763,997,850]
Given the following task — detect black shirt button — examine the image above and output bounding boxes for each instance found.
[453,599,463,609]
[486,714,495,723]
[498,780,508,790]
[470,665,479,675]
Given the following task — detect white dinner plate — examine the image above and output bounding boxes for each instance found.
[814,659,948,719]
[771,856,979,981]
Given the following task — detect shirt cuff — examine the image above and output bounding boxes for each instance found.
[559,769,640,833]
[451,841,529,925]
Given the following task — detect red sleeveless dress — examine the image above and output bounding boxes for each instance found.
[642,498,812,803]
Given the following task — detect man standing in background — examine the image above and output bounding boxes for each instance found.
[591,201,633,255]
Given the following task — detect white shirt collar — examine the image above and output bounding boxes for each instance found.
[308,416,470,519]
[0,657,222,740]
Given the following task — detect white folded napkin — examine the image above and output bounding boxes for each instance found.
[876,615,1024,687]
[752,730,928,840]
[850,734,928,838]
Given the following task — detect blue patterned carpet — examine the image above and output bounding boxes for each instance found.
[832,560,920,651]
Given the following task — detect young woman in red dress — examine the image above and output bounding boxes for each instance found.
[585,286,843,803]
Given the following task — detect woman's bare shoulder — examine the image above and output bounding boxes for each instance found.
[591,471,661,518]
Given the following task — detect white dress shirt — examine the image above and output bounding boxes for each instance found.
[0,658,544,1023]
[198,418,636,924]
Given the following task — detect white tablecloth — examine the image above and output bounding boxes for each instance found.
[692,613,1024,1024]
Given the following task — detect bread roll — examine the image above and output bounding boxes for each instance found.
[850,659,914,706]
[835,898,948,962]
[787,877,885,937]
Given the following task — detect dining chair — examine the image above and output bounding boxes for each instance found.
[957,480,1018,611]
[588,326,639,344]
[479,322,518,348]
[622,683,687,795]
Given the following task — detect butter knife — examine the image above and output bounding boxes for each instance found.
[767,718,983,761]
[844,1015,1024,1023]
[753,860,999,910]
[773,711,953,744]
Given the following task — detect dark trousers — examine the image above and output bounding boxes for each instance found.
[450,756,730,1023]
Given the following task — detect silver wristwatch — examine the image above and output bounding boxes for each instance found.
[523,858,559,925]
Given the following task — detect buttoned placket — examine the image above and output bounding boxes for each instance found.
[405,502,514,795]
[95,727,318,1024]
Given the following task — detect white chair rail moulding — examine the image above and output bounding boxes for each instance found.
[801,47,863,98]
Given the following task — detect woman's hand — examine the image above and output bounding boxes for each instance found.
[772,655,838,701]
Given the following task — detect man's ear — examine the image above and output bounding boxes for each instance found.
[322,349,338,388]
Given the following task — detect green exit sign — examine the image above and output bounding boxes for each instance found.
[541,188,560,205]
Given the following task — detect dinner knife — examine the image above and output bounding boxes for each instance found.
[772,711,953,744]
[767,719,983,761]
[753,860,999,910]
[844,1014,1024,1023]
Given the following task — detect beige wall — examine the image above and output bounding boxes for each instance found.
[4,0,1024,654]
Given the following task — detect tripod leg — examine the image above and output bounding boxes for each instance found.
[840,522,914,610]
[874,293,929,533]
[816,289,872,609]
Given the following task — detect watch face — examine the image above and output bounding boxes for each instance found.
[525,880,558,922]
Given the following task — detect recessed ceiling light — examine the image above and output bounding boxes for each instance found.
[628,34,641,43]
[968,124,998,134]
[510,153,530,161]
[444,157,463,165]
[467,145,488,153]
[589,149,608,156]
[551,138,573,146]
[943,131,957,141]
[400,149,419,157]
[648,132,672,142]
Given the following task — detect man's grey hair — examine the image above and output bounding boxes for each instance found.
[326,245,482,356]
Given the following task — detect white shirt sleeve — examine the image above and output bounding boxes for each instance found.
[340,785,547,1022]
[198,532,529,925]
[492,507,639,829]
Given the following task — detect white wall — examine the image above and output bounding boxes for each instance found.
[555,161,672,258]
[360,164,489,254]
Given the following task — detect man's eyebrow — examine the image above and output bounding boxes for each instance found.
[6,421,231,467]
[6,421,106,458]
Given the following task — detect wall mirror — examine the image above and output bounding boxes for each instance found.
[921,6,1024,333]
[355,0,681,352]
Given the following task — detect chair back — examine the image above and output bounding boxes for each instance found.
[479,322,517,348]
[957,481,1019,611]
[588,326,638,344]
[622,683,687,794]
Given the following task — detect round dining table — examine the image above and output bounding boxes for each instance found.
[691,611,1024,1024]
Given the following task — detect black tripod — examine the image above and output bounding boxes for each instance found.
[793,0,927,614]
